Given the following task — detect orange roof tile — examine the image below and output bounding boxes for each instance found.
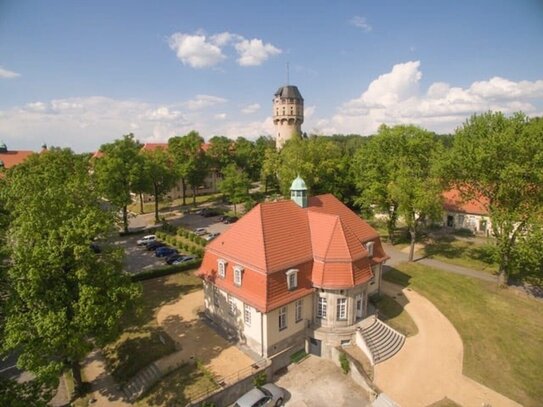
[141,142,168,151]
[199,193,387,311]
[443,188,489,216]
[0,150,34,169]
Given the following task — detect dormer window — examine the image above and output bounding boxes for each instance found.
[365,241,375,257]
[234,266,244,286]
[218,260,227,278]
[286,269,298,290]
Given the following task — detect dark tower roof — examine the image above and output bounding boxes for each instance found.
[274,85,303,100]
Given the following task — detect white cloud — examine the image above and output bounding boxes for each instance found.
[184,94,227,111]
[168,33,226,68]
[169,31,281,68]
[0,66,20,79]
[235,39,282,66]
[241,103,261,114]
[214,113,227,120]
[319,61,543,135]
[349,16,372,32]
[304,105,316,119]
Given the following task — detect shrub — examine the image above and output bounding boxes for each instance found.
[290,349,308,364]
[252,371,267,388]
[339,352,350,374]
[130,259,202,281]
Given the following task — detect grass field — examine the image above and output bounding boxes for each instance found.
[384,263,543,406]
[103,271,202,384]
[371,294,418,337]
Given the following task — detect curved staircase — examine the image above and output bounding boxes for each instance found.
[358,318,405,364]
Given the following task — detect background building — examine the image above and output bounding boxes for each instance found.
[273,86,304,149]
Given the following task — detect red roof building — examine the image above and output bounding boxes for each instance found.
[442,188,492,235]
[199,176,388,359]
[0,142,34,175]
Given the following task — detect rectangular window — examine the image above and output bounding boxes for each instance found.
[218,260,226,278]
[295,299,303,323]
[213,285,219,306]
[279,306,287,331]
[286,269,298,290]
[228,295,236,315]
[365,241,374,257]
[317,297,327,319]
[244,304,251,326]
[337,298,347,320]
[234,266,243,286]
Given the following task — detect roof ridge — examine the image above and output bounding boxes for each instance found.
[322,215,341,261]
[339,216,368,258]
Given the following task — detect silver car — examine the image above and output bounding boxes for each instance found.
[233,384,284,407]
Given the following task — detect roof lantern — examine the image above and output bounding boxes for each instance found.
[290,175,308,208]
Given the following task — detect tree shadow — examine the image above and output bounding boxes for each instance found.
[382,265,412,288]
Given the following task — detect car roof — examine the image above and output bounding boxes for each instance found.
[235,387,266,406]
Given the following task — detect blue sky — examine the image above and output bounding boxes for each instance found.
[1,0,542,152]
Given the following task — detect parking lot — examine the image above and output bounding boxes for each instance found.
[115,212,233,274]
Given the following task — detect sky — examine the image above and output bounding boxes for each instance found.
[1,0,542,152]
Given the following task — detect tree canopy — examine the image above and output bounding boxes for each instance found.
[0,148,140,395]
[219,163,251,215]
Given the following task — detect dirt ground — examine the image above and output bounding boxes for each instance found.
[374,281,521,407]
[274,355,370,406]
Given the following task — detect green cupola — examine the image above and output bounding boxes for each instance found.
[290,175,308,208]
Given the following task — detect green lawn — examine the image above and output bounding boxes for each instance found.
[136,362,219,407]
[384,263,543,406]
[371,294,418,337]
[103,271,202,384]
[422,235,498,274]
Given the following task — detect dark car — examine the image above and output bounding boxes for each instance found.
[223,216,239,224]
[155,246,177,257]
[165,253,186,264]
[200,208,220,217]
[146,241,166,251]
[172,255,196,265]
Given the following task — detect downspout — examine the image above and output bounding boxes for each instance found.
[260,310,264,357]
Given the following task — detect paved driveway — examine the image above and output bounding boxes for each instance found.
[275,355,370,407]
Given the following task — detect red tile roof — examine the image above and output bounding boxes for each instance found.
[199,194,388,312]
[141,143,169,151]
[443,188,489,216]
[0,150,34,169]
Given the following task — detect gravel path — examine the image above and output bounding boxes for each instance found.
[374,281,520,407]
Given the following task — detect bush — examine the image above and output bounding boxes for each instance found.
[290,349,308,364]
[130,259,202,282]
[252,371,267,388]
[339,352,350,374]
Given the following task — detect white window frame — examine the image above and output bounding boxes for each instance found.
[233,266,244,286]
[295,299,303,323]
[279,306,287,331]
[365,241,375,257]
[218,259,226,278]
[244,304,251,326]
[317,297,327,319]
[228,295,236,315]
[337,298,347,320]
[286,268,298,290]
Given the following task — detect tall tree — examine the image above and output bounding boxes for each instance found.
[0,149,140,397]
[206,136,234,175]
[444,112,543,284]
[141,147,177,223]
[352,125,443,259]
[219,164,251,216]
[260,147,280,194]
[233,137,259,181]
[94,133,142,233]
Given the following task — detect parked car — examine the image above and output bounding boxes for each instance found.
[165,253,186,264]
[172,255,196,265]
[233,384,284,407]
[155,246,177,257]
[137,235,156,246]
[194,227,207,235]
[201,208,220,217]
[204,232,220,241]
[223,216,239,224]
[146,241,165,251]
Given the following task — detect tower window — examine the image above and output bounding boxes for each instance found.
[337,298,347,320]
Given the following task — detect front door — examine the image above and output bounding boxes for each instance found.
[308,337,321,356]
[356,294,364,320]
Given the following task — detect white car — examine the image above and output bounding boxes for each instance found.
[194,228,207,236]
[137,234,156,246]
[234,384,284,407]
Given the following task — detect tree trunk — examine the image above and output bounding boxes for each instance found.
[181,178,187,206]
[233,203,237,216]
[153,183,160,224]
[122,205,128,234]
[139,192,144,214]
[387,206,397,244]
[408,227,416,262]
[70,360,84,398]
[192,186,197,206]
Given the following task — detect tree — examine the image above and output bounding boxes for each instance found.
[219,164,251,215]
[206,136,234,175]
[233,137,260,181]
[0,149,140,397]
[444,112,543,285]
[352,125,443,259]
[140,147,177,223]
[0,377,54,407]
[260,147,280,194]
[94,133,142,233]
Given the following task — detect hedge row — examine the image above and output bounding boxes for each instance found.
[130,259,202,282]
[176,227,207,246]
[155,231,205,257]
